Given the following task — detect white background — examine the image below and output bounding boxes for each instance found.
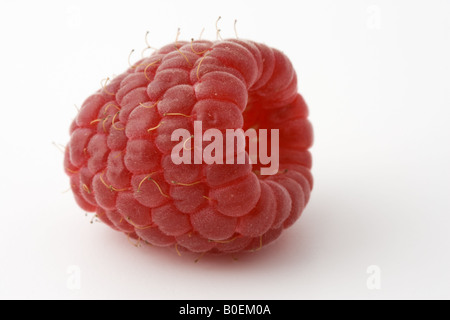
[0,0,449,300]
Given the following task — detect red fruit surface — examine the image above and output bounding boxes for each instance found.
[65,38,313,254]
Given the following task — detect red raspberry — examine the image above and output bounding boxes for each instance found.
[64,38,314,255]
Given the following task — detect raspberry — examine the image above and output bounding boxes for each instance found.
[65,38,314,255]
